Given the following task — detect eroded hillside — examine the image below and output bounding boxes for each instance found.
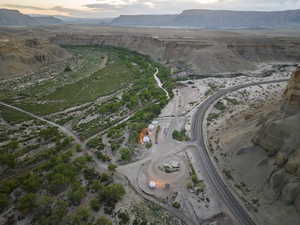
[253,68,300,214]
[0,36,71,79]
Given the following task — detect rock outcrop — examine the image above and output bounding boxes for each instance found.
[283,68,300,114]
[253,68,300,214]
[0,37,71,79]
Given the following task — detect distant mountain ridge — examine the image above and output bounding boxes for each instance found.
[111,9,300,28]
[0,9,63,26]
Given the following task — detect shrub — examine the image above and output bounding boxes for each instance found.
[172,201,180,208]
[90,198,101,211]
[0,193,8,212]
[96,216,112,225]
[17,193,37,214]
[120,148,133,161]
[108,163,117,172]
[172,129,189,142]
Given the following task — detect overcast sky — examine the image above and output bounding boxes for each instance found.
[1,0,300,18]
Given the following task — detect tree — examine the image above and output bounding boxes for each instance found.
[67,186,86,205]
[0,193,8,212]
[118,211,130,225]
[99,184,126,204]
[95,216,112,225]
[17,193,37,214]
[120,148,133,161]
[90,198,101,211]
[48,173,69,194]
[68,207,90,225]
[35,195,53,216]
[0,153,16,168]
[108,163,117,172]
[22,174,41,192]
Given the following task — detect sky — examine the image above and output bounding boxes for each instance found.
[1,0,300,18]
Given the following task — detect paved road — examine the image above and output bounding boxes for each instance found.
[191,79,288,225]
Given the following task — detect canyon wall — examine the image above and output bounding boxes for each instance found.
[51,33,300,75]
[253,69,300,214]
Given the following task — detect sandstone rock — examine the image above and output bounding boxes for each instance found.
[297,167,300,177]
[271,169,288,192]
[283,68,300,115]
[295,194,300,213]
[285,159,300,176]
[254,113,300,156]
[281,182,300,205]
[275,152,288,167]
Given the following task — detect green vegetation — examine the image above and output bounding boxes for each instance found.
[0,107,32,124]
[214,101,226,111]
[0,45,175,225]
[120,148,134,161]
[108,163,117,172]
[172,129,190,142]
[172,201,181,209]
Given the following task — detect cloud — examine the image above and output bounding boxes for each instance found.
[3,0,300,18]
[3,4,47,11]
[3,3,92,17]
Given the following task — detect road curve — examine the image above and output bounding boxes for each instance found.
[0,101,84,148]
[191,79,288,225]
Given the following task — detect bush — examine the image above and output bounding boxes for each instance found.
[67,186,86,205]
[99,184,126,206]
[90,198,101,211]
[146,142,152,149]
[96,216,112,225]
[120,148,133,161]
[172,201,180,209]
[22,174,41,192]
[172,129,189,142]
[97,152,111,162]
[215,101,226,111]
[108,163,117,172]
[17,193,37,214]
[0,193,8,212]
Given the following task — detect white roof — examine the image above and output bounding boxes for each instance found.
[143,136,151,143]
[148,124,155,130]
[149,181,156,189]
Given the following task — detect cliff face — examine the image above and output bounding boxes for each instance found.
[253,69,300,214]
[51,33,300,75]
[111,9,300,28]
[0,37,71,79]
[283,68,300,114]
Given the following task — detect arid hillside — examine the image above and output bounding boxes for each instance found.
[0,36,71,79]
[253,69,300,215]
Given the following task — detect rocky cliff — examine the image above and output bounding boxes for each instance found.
[253,69,300,214]
[50,33,300,75]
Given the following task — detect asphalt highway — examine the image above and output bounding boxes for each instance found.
[191,78,288,225]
